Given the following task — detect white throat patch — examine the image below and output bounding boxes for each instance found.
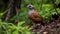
[28,10,34,15]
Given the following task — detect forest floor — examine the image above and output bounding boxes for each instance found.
[31,16,60,34]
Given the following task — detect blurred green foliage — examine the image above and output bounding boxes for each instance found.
[0,20,32,34]
[0,0,60,21]
[0,0,60,34]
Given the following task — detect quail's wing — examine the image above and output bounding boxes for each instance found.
[33,13,42,21]
[29,13,42,22]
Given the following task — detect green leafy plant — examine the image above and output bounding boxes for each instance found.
[0,20,32,34]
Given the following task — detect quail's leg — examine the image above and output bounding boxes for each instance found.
[33,23,36,28]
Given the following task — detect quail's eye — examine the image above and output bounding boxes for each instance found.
[29,6,31,7]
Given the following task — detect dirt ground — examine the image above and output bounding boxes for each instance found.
[31,16,60,34]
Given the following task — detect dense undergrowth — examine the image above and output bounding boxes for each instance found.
[0,0,60,34]
[0,20,32,34]
[0,4,60,34]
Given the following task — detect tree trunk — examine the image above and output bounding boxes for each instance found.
[4,0,21,25]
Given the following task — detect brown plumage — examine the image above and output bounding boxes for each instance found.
[29,9,43,23]
[27,4,44,26]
